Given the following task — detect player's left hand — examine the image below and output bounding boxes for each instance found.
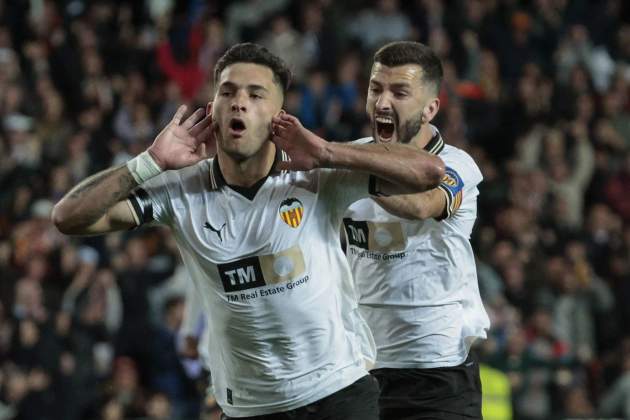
[271,113,328,171]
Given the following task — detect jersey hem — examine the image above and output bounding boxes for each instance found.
[219,362,368,417]
[372,355,468,370]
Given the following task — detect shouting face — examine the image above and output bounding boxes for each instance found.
[212,62,283,161]
[366,62,437,146]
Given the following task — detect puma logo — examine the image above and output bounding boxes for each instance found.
[204,221,226,241]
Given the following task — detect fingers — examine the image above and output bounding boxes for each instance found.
[271,123,288,138]
[277,113,301,126]
[190,113,212,138]
[271,119,292,140]
[272,114,302,140]
[172,105,188,125]
[271,116,293,129]
[182,108,206,130]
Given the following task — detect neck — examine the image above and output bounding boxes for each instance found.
[217,142,276,187]
[410,123,433,150]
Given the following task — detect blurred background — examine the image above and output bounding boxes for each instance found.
[1,0,630,419]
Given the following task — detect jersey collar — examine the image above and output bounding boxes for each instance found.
[424,124,445,155]
[209,147,291,191]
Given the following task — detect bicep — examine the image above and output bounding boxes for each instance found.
[79,200,138,235]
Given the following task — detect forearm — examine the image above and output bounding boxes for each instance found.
[52,165,138,233]
[321,142,445,192]
[374,188,446,220]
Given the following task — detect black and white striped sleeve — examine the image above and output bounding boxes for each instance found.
[127,187,155,226]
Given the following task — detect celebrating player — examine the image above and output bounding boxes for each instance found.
[52,43,444,419]
[342,41,490,419]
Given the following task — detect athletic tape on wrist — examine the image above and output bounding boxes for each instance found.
[127,151,163,184]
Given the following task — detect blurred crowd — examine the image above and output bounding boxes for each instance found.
[1,0,630,419]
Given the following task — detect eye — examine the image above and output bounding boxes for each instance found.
[250,93,263,100]
[369,86,382,94]
[220,90,232,97]
[394,91,408,98]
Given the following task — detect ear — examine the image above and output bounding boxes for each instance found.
[206,101,213,118]
[421,98,440,124]
[276,109,286,117]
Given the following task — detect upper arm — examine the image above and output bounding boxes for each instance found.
[80,179,172,234]
[53,169,175,236]
[74,200,138,235]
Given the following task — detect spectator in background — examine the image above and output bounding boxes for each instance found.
[259,14,309,80]
[151,296,200,419]
[604,151,630,220]
[224,0,290,45]
[198,17,227,78]
[348,0,412,50]
[156,13,205,101]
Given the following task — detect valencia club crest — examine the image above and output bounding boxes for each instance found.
[279,198,304,228]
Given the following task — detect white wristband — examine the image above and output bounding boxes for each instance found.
[127,150,163,184]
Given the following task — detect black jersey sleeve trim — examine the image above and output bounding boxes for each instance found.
[128,187,154,225]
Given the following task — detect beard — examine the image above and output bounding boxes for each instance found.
[372,109,423,144]
[398,111,423,144]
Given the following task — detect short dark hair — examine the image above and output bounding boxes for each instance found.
[373,41,443,94]
[214,43,291,95]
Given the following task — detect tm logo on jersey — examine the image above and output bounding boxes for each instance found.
[279,198,304,228]
[217,245,306,292]
[343,219,406,252]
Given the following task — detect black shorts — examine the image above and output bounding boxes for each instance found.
[221,374,380,420]
[371,356,482,420]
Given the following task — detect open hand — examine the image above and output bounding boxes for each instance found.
[271,114,328,171]
[147,105,217,170]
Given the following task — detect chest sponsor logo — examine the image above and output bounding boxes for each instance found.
[217,245,306,292]
[343,218,406,252]
[279,198,304,228]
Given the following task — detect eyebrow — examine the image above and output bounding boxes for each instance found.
[369,80,412,90]
[219,81,270,93]
[389,83,412,90]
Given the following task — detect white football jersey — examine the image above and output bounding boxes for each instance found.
[344,126,490,369]
[128,149,375,417]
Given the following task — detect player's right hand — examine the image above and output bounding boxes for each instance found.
[271,113,328,171]
[147,105,216,170]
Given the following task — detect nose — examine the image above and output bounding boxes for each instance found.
[375,92,392,113]
[231,91,247,112]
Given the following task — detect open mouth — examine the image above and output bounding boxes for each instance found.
[375,116,395,141]
[229,118,246,136]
